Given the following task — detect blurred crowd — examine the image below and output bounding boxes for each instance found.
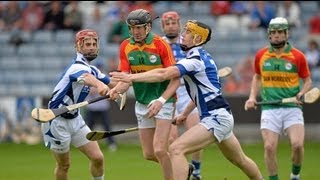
[1,1,320,95]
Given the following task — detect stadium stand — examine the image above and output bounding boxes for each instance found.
[0,1,318,97]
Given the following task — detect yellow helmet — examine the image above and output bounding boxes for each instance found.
[184,20,211,46]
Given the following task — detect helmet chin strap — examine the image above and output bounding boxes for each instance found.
[165,34,178,39]
[270,40,286,49]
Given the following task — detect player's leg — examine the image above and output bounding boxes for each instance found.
[41,118,73,179]
[154,118,173,180]
[261,109,282,180]
[153,102,175,180]
[52,152,71,179]
[286,124,304,180]
[169,124,179,145]
[135,102,158,161]
[283,108,305,180]
[169,124,213,180]
[217,134,263,180]
[184,112,202,179]
[78,141,104,179]
[72,116,104,179]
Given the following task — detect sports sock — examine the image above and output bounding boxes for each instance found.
[92,175,104,180]
[191,160,201,175]
[269,174,279,180]
[291,164,301,175]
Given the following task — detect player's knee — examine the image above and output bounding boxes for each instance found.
[168,142,184,157]
[264,142,277,155]
[91,152,104,165]
[154,147,168,159]
[291,141,304,152]
[57,162,70,172]
[143,151,157,162]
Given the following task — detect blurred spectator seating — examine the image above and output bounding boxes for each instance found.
[276,1,301,28]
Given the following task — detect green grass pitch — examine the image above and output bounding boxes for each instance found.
[0,141,319,180]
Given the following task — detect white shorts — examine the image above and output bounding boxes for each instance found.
[175,85,198,115]
[200,108,234,143]
[135,101,175,129]
[41,114,91,153]
[261,107,304,135]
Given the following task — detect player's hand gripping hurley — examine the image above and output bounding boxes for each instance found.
[256,87,320,105]
[245,87,320,111]
[31,92,127,123]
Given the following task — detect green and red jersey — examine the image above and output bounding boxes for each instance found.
[118,33,176,104]
[254,43,310,109]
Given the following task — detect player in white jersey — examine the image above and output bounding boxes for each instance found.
[161,11,202,180]
[110,20,264,180]
[41,29,117,180]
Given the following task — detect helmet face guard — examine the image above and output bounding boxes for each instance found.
[184,20,211,46]
[161,11,181,39]
[75,29,99,61]
[268,17,289,49]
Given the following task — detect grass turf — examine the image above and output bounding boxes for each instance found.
[0,141,319,180]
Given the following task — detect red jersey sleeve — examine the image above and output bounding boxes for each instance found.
[157,37,176,67]
[118,40,130,73]
[293,49,310,79]
[254,49,265,75]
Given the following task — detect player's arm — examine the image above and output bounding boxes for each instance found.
[297,76,312,101]
[244,73,261,111]
[77,73,110,96]
[173,100,196,125]
[110,66,181,83]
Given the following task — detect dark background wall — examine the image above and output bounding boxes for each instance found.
[107,96,320,124]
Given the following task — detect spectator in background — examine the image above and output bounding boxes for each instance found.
[21,1,44,33]
[107,9,130,44]
[85,62,118,152]
[63,1,83,32]
[2,1,24,47]
[305,39,320,70]
[222,74,239,95]
[1,1,22,32]
[236,54,255,95]
[129,1,155,17]
[42,1,65,31]
[230,1,249,17]
[248,1,275,31]
[277,1,301,28]
[84,4,108,47]
[210,1,230,18]
[309,10,320,35]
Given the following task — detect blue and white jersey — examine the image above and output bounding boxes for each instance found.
[162,36,186,62]
[48,52,110,119]
[175,46,230,119]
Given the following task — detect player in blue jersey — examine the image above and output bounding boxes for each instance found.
[110,20,264,180]
[161,11,202,180]
[41,29,117,180]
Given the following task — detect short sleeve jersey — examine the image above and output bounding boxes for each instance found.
[118,33,176,105]
[254,43,310,109]
[175,46,230,119]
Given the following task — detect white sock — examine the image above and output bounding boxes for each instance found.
[92,175,104,180]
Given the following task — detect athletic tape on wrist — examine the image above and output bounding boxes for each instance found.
[77,75,85,84]
[157,96,166,105]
